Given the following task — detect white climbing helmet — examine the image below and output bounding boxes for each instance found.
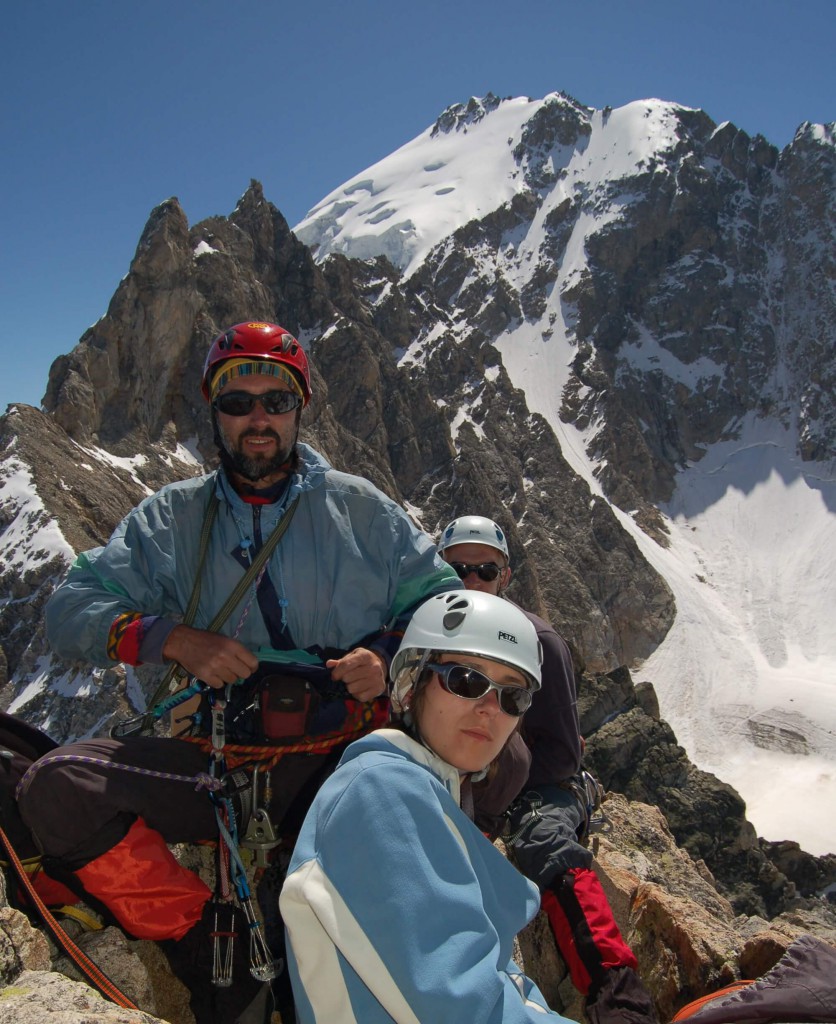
[437,515,509,560]
[390,591,542,711]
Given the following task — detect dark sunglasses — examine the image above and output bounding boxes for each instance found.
[449,562,503,583]
[213,390,302,417]
[425,661,532,717]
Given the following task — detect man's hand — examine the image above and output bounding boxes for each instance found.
[326,648,388,703]
[163,625,259,689]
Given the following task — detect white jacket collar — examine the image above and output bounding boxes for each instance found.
[372,728,462,805]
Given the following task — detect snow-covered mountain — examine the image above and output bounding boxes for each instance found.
[295,92,836,854]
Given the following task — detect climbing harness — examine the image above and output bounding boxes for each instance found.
[195,663,387,987]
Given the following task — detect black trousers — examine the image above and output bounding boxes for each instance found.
[17,735,338,869]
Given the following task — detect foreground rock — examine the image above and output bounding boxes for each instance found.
[0,969,164,1024]
[0,881,182,1022]
[0,667,832,1022]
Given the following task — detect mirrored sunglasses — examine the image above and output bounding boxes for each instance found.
[213,390,302,417]
[449,561,503,582]
[425,661,532,717]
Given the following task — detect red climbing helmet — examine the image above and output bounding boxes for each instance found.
[201,321,312,406]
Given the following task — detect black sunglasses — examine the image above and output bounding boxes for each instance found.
[213,390,302,417]
[425,661,532,717]
[449,562,503,583]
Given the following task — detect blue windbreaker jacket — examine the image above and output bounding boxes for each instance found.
[281,729,569,1023]
[45,443,459,666]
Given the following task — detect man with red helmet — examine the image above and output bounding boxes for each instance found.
[19,321,460,1021]
[201,321,312,489]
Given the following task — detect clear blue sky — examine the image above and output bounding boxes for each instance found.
[2,0,833,413]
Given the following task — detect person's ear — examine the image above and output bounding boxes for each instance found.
[498,565,512,593]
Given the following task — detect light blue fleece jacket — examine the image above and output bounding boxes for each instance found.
[281,729,569,1023]
[45,443,459,666]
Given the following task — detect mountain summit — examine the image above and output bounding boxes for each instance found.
[295,92,836,854]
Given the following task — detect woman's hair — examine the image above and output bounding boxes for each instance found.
[399,664,433,728]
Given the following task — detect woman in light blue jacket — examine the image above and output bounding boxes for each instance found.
[282,590,573,1023]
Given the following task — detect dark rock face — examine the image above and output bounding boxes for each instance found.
[761,839,836,899]
[578,667,836,918]
[431,91,504,137]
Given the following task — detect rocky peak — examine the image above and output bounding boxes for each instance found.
[430,91,502,136]
[513,92,593,191]
[43,195,203,450]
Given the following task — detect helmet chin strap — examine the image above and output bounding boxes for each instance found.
[409,717,488,784]
[496,563,511,596]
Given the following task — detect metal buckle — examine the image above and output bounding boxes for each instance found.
[109,714,149,739]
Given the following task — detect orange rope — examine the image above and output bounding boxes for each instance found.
[0,822,139,1010]
[180,699,388,769]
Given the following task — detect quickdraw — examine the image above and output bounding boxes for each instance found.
[207,686,281,987]
[108,679,207,739]
[571,769,611,844]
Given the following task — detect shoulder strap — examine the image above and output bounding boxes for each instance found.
[203,495,299,635]
[182,491,221,630]
[137,490,222,718]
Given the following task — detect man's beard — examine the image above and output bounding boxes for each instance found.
[219,427,296,482]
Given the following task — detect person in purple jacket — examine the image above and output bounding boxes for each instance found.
[438,515,658,1024]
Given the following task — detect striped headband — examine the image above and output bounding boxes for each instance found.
[209,358,305,402]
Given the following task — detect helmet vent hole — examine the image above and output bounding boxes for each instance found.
[443,611,466,631]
